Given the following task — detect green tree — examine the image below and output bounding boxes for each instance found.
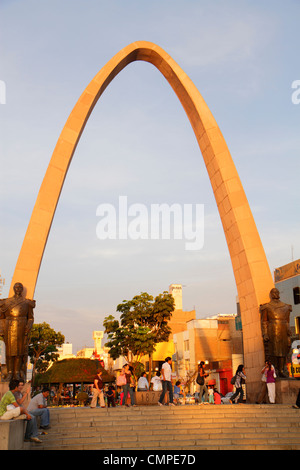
[103,291,174,380]
[28,322,65,384]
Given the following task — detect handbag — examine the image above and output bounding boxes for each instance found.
[196,373,204,386]
[116,374,127,386]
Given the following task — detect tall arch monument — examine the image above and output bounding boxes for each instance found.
[9,41,274,400]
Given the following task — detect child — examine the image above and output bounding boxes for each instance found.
[213,388,222,405]
[208,385,214,404]
[173,381,182,405]
[106,386,116,407]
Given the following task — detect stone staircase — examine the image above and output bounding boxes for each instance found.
[27,404,300,450]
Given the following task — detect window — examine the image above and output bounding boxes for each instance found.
[293,287,300,305]
[295,317,300,335]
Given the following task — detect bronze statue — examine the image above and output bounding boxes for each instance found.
[0,282,35,381]
[260,288,292,378]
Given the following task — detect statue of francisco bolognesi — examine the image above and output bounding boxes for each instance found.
[0,282,35,381]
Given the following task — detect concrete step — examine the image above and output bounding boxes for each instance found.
[38,423,300,437]
[27,404,300,450]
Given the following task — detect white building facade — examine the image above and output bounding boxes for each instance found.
[274,259,300,332]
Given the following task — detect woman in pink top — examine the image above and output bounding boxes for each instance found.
[263,360,276,404]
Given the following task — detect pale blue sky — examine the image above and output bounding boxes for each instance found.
[1,0,299,352]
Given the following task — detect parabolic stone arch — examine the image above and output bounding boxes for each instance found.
[9,41,274,400]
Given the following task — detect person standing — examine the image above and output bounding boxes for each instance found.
[257,360,276,404]
[121,364,137,407]
[197,361,209,404]
[230,365,246,404]
[256,360,269,404]
[158,357,175,407]
[90,369,105,408]
[265,360,276,404]
[27,387,51,429]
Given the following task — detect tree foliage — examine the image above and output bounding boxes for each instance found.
[103,291,174,377]
[28,322,65,381]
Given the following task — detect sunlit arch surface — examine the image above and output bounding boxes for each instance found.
[9,41,274,397]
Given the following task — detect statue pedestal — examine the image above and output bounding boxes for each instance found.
[275,378,300,404]
[0,382,9,401]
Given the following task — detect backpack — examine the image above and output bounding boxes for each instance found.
[230,375,236,385]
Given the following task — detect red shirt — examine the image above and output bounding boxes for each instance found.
[214,392,221,404]
[93,374,103,390]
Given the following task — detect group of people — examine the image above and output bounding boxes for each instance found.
[229,360,277,405]
[197,360,277,405]
[197,361,246,405]
[91,365,138,408]
[92,357,215,408]
[196,361,223,405]
[0,379,50,444]
[91,358,180,408]
[95,358,246,408]
[120,357,178,407]
[110,357,180,406]
[225,360,276,405]
[0,357,281,442]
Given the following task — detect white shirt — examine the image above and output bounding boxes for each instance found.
[161,362,172,382]
[151,376,162,391]
[137,376,149,390]
[28,392,47,412]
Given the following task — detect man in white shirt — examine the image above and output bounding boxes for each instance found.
[28,387,50,429]
[137,372,149,391]
[151,371,162,391]
[158,357,175,406]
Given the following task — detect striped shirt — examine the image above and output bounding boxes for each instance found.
[235,371,246,388]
